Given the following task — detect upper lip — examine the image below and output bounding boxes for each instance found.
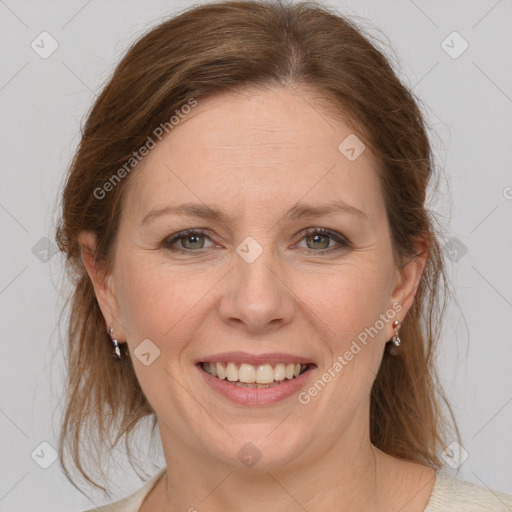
[197,351,315,366]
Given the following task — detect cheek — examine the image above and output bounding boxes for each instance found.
[292,264,394,429]
[113,256,212,410]
[301,262,394,345]
[114,254,221,352]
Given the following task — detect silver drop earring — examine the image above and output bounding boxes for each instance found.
[392,320,401,347]
[110,327,122,360]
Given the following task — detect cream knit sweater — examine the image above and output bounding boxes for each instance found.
[84,467,512,511]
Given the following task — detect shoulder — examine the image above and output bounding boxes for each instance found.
[82,467,167,512]
[424,470,512,511]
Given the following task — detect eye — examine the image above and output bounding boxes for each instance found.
[161,227,350,255]
[295,227,350,254]
[162,229,216,253]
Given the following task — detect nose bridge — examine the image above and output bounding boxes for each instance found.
[219,233,294,332]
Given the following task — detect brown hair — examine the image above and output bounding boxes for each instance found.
[56,0,458,494]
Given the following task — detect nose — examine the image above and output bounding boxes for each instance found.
[218,244,295,334]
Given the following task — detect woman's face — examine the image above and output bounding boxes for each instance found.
[85,86,421,470]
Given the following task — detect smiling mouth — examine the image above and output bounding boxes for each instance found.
[200,361,310,388]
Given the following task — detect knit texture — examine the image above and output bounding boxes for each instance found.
[424,470,512,511]
[84,467,512,511]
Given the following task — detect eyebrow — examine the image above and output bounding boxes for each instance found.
[140,199,369,226]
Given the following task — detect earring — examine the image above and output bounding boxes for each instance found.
[109,327,122,360]
[392,320,401,347]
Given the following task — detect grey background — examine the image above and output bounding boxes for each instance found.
[1,0,511,510]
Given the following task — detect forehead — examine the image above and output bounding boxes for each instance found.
[122,86,384,223]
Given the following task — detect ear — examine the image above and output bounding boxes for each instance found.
[78,231,126,340]
[389,237,428,326]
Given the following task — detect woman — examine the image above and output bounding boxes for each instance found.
[55,1,512,511]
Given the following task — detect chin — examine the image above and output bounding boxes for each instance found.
[198,424,311,471]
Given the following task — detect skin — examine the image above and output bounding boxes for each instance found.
[80,85,435,511]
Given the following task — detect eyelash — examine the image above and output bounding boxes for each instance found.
[161,227,350,256]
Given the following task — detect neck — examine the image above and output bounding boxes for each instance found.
[155,420,389,512]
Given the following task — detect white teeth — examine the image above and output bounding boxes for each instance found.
[226,362,238,381]
[274,363,286,381]
[216,362,226,380]
[255,364,275,384]
[239,363,256,383]
[203,361,309,384]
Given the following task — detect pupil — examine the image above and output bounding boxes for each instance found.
[184,234,203,249]
[309,234,329,250]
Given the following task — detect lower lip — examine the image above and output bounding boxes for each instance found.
[196,364,315,406]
